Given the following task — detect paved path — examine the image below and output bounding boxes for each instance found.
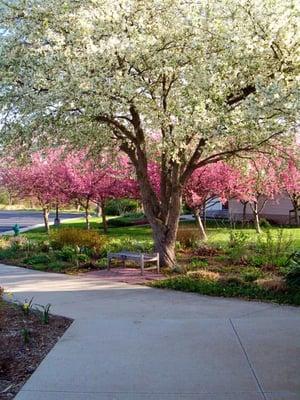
[1,264,299,400]
[0,210,82,233]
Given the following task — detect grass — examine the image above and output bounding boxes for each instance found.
[23,216,152,242]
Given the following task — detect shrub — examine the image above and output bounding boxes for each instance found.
[259,218,272,229]
[50,228,106,253]
[108,214,147,227]
[176,228,200,249]
[96,258,108,269]
[55,246,77,262]
[285,267,300,288]
[23,253,52,266]
[240,267,263,282]
[104,199,140,216]
[47,261,66,272]
[254,229,293,267]
[102,237,153,256]
[9,236,30,250]
[226,230,249,263]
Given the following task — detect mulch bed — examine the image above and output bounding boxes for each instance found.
[0,300,72,399]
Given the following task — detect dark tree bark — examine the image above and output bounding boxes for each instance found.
[241,201,248,227]
[101,201,108,234]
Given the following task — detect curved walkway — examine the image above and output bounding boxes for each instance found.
[1,264,299,400]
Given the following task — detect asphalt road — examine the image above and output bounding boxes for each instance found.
[0,210,82,233]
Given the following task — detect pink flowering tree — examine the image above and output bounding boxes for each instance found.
[278,147,300,226]
[61,152,140,230]
[1,150,70,232]
[235,156,281,233]
[184,162,244,240]
[92,157,139,233]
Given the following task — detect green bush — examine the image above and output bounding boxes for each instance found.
[23,253,52,266]
[226,230,249,263]
[259,218,272,229]
[108,213,146,227]
[55,246,77,262]
[102,237,153,256]
[254,229,293,267]
[284,251,300,288]
[105,199,140,216]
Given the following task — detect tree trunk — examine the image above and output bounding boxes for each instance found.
[95,203,101,218]
[292,196,300,226]
[84,201,90,229]
[54,203,60,226]
[101,201,108,234]
[242,201,248,226]
[43,207,50,233]
[194,208,208,241]
[151,221,178,268]
[252,202,261,234]
[294,206,300,226]
[202,201,207,229]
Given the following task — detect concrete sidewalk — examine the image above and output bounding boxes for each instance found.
[0,264,299,400]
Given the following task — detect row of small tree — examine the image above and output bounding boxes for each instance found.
[1,146,299,237]
[0,149,138,232]
[185,146,300,237]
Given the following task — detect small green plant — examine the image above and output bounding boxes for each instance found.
[96,258,108,269]
[284,251,300,288]
[240,268,263,282]
[226,230,249,263]
[21,328,30,344]
[187,258,209,271]
[255,229,293,267]
[55,246,77,262]
[259,218,271,229]
[36,303,52,324]
[176,228,200,249]
[17,297,34,316]
[23,253,52,266]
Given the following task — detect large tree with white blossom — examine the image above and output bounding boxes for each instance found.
[0,0,299,266]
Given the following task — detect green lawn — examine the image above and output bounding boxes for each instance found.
[23,216,300,250]
[24,216,152,242]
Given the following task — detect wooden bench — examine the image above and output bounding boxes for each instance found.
[107,251,160,275]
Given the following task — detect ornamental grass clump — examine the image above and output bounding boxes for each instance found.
[50,228,106,254]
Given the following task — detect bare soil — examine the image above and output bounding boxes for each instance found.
[0,300,72,399]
